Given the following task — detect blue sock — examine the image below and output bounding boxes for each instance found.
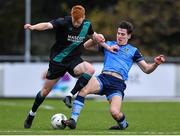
[117,114,128,129]
[71,95,85,122]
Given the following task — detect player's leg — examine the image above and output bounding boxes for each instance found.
[100,74,128,130]
[71,61,95,95]
[109,95,128,130]
[62,76,100,129]
[24,78,59,128]
[24,63,66,128]
[63,60,95,108]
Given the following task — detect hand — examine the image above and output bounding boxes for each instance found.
[154,54,165,65]
[95,33,105,43]
[109,45,119,53]
[24,24,33,30]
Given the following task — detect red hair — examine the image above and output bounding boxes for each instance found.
[71,5,85,21]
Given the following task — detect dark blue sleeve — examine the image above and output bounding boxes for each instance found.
[133,49,144,62]
[98,46,104,53]
[50,18,65,29]
[87,23,94,35]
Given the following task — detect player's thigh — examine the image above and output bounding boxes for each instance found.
[68,57,83,77]
[42,78,59,91]
[47,62,67,79]
[79,76,100,96]
[73,61,94,75]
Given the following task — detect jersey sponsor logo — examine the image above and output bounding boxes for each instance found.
[67,35,85,43]
[53,21,91,62]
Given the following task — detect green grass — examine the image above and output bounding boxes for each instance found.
[0,98,180,135]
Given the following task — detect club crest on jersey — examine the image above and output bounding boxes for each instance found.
[124,48,129,52]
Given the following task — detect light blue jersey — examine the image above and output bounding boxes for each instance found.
[102,41,144,80]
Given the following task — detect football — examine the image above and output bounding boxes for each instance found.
[51,113,67,129]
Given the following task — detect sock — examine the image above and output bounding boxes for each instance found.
[29,110,36,116]
[117,114,128,128]
[71,73,92,95]
[67,92,73,97]
[71,95,85,122]
[31,91,45,112]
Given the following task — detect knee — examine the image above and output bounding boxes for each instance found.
[110,107,121,120]
[86,66,95,75]
[84,62,95,74]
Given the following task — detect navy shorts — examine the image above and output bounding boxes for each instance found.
[96,73,126,100]
[46,57,83,80]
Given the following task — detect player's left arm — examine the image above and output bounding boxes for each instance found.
[137,54,166,74]
[89,32,105,44]
[83,39,99,51]
[86,23,115,52]
[88,33,119,53]
[85,33,107,51]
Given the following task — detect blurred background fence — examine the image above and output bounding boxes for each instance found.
[0,0,180,58]
[0,0,180,98]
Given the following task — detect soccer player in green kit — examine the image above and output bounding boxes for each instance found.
[23,5,117,128]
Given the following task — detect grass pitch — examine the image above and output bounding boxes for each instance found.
[0,98,180,135]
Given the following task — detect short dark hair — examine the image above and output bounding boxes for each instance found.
[118,21,133,34]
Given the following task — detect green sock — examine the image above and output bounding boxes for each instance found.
[31,91,45,112]
[71,73,92,95]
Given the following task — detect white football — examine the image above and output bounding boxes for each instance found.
[51,113,67,129]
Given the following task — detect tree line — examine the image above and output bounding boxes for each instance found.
[0,0,179,57]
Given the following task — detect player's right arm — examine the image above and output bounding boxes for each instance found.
[83,39,98,51]
[84,38,119,53]
[24,22,53,31]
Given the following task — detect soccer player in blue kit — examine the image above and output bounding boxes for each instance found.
[62,21,166,130]
[23,5,117,129]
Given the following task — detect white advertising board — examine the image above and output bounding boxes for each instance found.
[91,63,176,97]
[0,63,176,98]
[2,63,77,97]
[126,64,176,97]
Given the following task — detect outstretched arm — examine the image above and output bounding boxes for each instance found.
[89,32,104,43]
[84,39,119,53]
[87,33,119,53]
[137,55,166,74]
[99,42,119,53]
[83,39,99,51]
[24,22,53,31]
